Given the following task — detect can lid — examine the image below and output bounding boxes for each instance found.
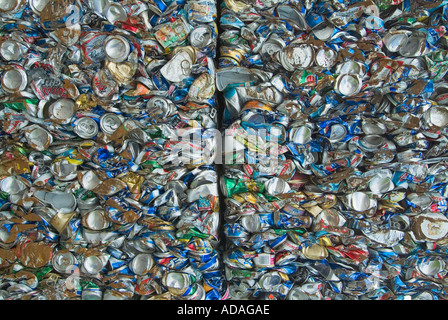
[258,271,283,290]
[369,176,394,194]
[146,96,176,121]
[264,177,291,196]
[417,257,445,277]
[46,191,77,213]
[399,32,427,57]
[290,125,312,144]
[383,30,409,53]
[189,25,212,48]
[302,243,328,260]
[104,35,130,63]
[261,36,286,57]
[424,106,448,128]
[336,60,366,76]
[276,5,309,30]
[50,159,78,181]
[74,117,99,139]
[162,272,191,295]
[416,213,448,240]
[240,215,262,233]
[312,23,336,41]
[52,251,77,273]
[100,113,122,135]
[82,288,103,300]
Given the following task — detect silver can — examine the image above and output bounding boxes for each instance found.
[314,46,337,69]
[260,34,286,58]
[160,48,196,83]
[189,25,213,49]
[328,124,347,143]
[50,159,78,181]
[45,191,77,214]
[161,271,196,296]
[0,40,22,61]
[24,124,53,151]
[276,4,309,31]
[73,117,99,139]
[278,44,314,71]
[0,176,26,195]
[99,113,122,135]
[92,69,118,100]
[29,0,50,15]
[51,250,77,274]
[82,209,110,231]
[258,271,283,291]
[82,255,105,275]
[0,0,22,13]
[129,253,154,276]
[105,2,127,24]
[334,73,362,97]
[48,98,76,124]
[416,256,446,278]
[1,65,27,93]
[81,287,103,300]
[146,96,176,122]
[104,35,131,63]
[264,177,291,196]
[348,191,377,212]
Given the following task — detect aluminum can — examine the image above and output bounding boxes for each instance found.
[73,117,99,139]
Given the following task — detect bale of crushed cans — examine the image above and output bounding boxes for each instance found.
[217,0,448,300]
[0,0,226,300]
[2,0,448,302]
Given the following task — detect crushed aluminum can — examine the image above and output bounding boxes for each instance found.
[24,125,53,151]
[99,113,122,135]
[129,253,154,276]
[104,35,131,63]
[81,209,110,231]
[314,47,337,69]
[0,40,23,61]
[52,250,78,274]
[278,43,314,71]
[275,4,309,31]
[412,213,448,242]
[190,25,213,49]
[48,98,76,124]
[73,117,99,139]
[334,73,363,97]
[160,47,196,83]
[1,65,27,94]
